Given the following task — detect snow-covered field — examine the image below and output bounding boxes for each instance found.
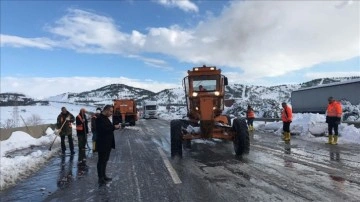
[0,102,98,127]
[0,103,359,190]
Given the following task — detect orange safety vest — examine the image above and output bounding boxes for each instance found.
[327,101,342,117]
[247,110,255,118]
[76,115,84,131]
[281,105,293,122]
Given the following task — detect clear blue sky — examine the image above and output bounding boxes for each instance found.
[1,0,359,98]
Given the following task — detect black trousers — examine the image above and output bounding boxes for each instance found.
[247,118,254,126]
[283,122,291,133]
[77,134,86,150]
[60,135,74,152]
[97,150,111,179]
[328,121,339,136]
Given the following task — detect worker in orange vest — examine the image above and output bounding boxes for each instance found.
[326,97,342,145]
[76,108,89,151]
[281,102,293,141]
[246,105,255,131]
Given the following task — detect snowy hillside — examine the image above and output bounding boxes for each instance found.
[47,84,155,106]
[0,93,48,106]
[2,77,359,120]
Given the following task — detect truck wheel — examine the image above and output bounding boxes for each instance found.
[171,120,183,158]
[232,118,250,156]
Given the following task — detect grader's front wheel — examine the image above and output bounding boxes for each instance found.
[170,120,183,158]
[232,118,250,156]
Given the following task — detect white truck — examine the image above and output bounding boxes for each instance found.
[142,101,158,119]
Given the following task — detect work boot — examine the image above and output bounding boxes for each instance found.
[282,132,286,140]
[327,135,333,144]
[104,176,112,181]
[284,132,291,141]
[332,136,338,145]
[98,178,107,184]
[92,141,97,152]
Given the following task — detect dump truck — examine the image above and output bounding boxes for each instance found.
[113,99,138,127]
[170,65,250,157]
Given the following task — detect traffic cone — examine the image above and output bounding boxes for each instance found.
[331,136,338,145]
[327,135,333,144]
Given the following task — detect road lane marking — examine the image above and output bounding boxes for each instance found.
[127,138,142,202]
[157,147,182,184]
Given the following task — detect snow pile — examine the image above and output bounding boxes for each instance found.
[257,113,360,144]
[0,129,60,190]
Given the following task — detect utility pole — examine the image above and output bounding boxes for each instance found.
[13,95,19,127]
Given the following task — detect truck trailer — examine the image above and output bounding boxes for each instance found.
[291,79,360,113]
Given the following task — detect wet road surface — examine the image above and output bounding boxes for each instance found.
[0,119,359,201]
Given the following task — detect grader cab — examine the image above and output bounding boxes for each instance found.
[170,65,250,157]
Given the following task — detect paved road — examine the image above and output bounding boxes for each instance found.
[0,119,359,201]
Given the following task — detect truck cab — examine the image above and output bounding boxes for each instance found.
[142,101,158,119]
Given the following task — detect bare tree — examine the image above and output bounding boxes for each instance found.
[1,119,16,129]
[26,114,43,126]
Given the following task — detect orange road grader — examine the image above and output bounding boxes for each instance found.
[170,65,250,157]
[113,99,138,128]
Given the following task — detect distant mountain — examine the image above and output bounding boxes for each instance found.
[0,93,48,106]
[47,84,155,107]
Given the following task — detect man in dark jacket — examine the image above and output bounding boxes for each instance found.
[57,107,75,155]
[96,105,120,184]
[76,108,89,151]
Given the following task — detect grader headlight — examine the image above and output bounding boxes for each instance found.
[192,92,198,97]
[213,107,216,110]
[196,107,199,110]
[214,91,220,96]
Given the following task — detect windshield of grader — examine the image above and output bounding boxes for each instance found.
[192,75,218,92]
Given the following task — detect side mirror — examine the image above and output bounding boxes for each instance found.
[224,77,228,86]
